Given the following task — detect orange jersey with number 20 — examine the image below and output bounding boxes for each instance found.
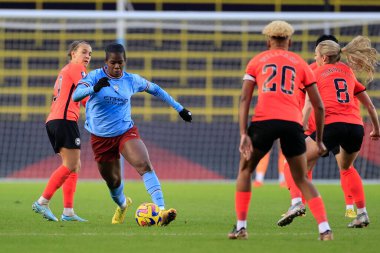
[245,49,316,125]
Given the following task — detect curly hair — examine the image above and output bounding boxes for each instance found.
[262,20,294,38]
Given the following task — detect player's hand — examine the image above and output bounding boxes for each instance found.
[239,134,253,160]
[179,108,192,122]
[370,129,380,140]
[94,77,110,92]
[316,140,328,156]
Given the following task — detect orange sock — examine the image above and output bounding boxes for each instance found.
[341,166,365,208]
[63,172,78,208]
[339,169,354,205]
[307,196,328,224]
[235,191,252,220]
[42,165,71,200]
[283,161,302,199]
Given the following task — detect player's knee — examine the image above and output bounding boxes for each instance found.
[135,161,152,175]
[65,162,81,172]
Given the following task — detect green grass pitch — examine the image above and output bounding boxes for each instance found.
[0,182,379,253]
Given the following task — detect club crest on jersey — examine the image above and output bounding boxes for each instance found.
[75,138,81,146]
[113,85,119,92]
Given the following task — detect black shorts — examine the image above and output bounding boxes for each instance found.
[248,120,306,158]
[310,122,364,155]
[46,119,81,153]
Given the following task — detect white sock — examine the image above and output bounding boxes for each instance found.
[357,207,367,215]
[120,199,127,210]
[38,196,49,205]
[63,208,74,216]
[291,198,302,205]
[346,205,354,210]
[255,172,264,182]
[237,220,247,230]
[318,221,331,233]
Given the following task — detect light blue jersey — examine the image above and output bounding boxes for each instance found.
[73,67,184,137]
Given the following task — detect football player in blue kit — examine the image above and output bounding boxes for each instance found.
[73,43,192,226]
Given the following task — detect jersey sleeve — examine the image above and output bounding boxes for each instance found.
[245,57,257,79]
[354,78,366,95]
[78,70,97,88]
[302,62,316,88]
[132,74,149,93]
[69,64,87,86]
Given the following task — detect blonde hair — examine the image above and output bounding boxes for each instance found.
[317,36,378,83]
[262,20,294,38]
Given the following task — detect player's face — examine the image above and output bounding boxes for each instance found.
[105,52,126,77]
[72,44,92,67]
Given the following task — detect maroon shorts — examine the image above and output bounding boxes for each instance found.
[91,126,140,162]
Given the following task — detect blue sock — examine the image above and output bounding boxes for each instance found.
[143,171,165,209]
[109,181,126,207]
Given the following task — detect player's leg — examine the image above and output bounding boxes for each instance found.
[336,150,369,228]
[331,146,356,218]
[33,120,72,221]
[253,150,271,187]
[229,121,273,240]
[120,129,176,226]
[229,147,267,239]
[120,138,165,208]
[60,148,87,221]
[277,123,332,240]
[285,154,332,239]
[91,133,131,224]
[32,162,70,221]
[279,136,318,223]
[336,124,368,228]
[97,159,131,224]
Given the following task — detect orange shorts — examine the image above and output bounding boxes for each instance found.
[90,126,140,162]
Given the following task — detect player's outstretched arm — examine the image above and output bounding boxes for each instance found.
[145,82,192,122]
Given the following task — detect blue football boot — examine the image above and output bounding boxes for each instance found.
[61,214,88,222]
[32,201,58,221]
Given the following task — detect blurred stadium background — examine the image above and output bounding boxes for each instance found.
[0,0,379,181]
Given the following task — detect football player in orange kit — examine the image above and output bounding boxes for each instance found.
[281,35,362,221]
[280,36,379,229]
[32,41,91,222]
[228,20,332,241]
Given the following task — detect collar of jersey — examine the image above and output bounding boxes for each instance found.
[102,66,124,79]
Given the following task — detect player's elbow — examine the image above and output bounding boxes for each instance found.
[315,103,325,115]
[72,93,81,102]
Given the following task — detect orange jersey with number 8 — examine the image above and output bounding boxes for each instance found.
[245,49,316,125]
[313,63,365,125]
[46,62,87,122]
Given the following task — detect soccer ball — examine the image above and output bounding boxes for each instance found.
[135,202,162,226]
